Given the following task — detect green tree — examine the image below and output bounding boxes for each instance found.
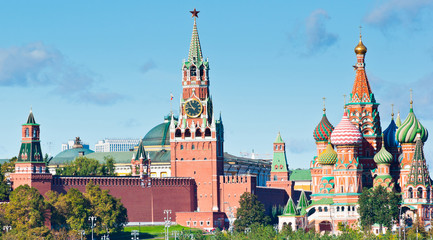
[103,156,116,176]
[84,181,128,234]
[358,186,401,232]
[233,192,270,232]
[4,185,48,232]
[56,156,102,176]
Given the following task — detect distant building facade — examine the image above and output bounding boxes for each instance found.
[61,139,90,151]
[95,138,140,152]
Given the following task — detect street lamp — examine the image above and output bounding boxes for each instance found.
[164,209,172,240]
[3,225,11,233]
[131,230,139,240]
[78,230,85,240]
[172,230,180,240]
[88,216,97,240]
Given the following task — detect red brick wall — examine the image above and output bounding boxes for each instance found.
[50,176,196,223]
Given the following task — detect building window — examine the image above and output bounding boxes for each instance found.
[192,145,195,150]
[180,145,184,150]
[200,221,204,226]
[25,128,29,137]
[206,221,210,226]
[273,175,278,181]
[186,221,190,226]
[193,221,197,226]
[324,207,328,212]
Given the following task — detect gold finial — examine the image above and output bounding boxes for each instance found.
[343,94,347,109]
[410,88,413,109]
[322,97,326,113]
[391,104,394,119]
[354,26,367,55]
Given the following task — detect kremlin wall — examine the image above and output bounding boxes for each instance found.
[8,9,433,234]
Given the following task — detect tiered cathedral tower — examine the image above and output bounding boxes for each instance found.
[170,10,224,212]
[10,110,52,196]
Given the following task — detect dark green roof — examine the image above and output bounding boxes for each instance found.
[50,148,94,165]
[309,198,334,207]
[290,169,311,181]
[142,115,176,146]
[134,140,147,161]
[26,111,37,124]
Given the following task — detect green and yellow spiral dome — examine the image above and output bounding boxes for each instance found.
[396,108,428,143]
[318,143,338,165]
[374,139,393,165]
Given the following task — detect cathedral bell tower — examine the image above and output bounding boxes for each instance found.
[170,9,224,212]
[10,110,52,196]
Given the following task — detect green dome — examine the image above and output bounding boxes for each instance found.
[396,108,428,143]
[142,115,177,146]
[318,143,338,165]
[50,148,94,165]
[374,141,393,165]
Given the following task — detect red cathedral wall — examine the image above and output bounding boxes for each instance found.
[50,176,196,223]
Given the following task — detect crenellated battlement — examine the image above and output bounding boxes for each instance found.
[52,176,195,187]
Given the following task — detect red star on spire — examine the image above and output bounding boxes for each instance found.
[190,8,199,18]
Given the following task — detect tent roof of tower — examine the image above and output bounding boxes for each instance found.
[134,140,147,161]
[184,18,209,69]
[406,134,432,187]
[23,110,39,126]
[297,190,309,209]
[274,132,284,143]
[282,197,297,216]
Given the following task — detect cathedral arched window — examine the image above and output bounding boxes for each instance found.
[199,66,204,78]
[427,188,431,200]
[192,144,195,150]
[418,187,423,198]
[324,207,328,212]
[190,66,197,76]
[274,175,278,181]
[409,188,413,198]
[180,145,184,150]
[196,129,202,138]
[25,128,29,137]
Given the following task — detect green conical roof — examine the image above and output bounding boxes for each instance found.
[283,197,297,216]
[187,19,203,66]
[23,110,39,126]
[134,140,147,161]
[297,190,308,209]
[406,133,432,187]
[275,132,284,143]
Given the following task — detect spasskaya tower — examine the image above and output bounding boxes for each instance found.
[170,9,224,212]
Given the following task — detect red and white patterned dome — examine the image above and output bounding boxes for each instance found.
[330,112,363,145]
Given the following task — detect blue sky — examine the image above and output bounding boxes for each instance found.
[0,1,433,169]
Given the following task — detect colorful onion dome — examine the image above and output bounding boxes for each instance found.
[354,38,367,55]
[383,118,399,148]
[318,143,338,165]
[330,112,363,145]
[374,137,393,164]
[313,110,334,142]
[396,107,428,143]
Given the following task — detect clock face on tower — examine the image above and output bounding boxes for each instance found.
[184,99,203,118]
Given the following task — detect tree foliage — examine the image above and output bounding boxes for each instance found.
[0,157,16,201]
[358,186,401,231]
[56,156,116,176]
[233,192,270,232]
[4,185,48,231]
[47,181,127,235]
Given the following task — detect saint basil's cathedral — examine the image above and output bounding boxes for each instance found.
[8,9,433,233]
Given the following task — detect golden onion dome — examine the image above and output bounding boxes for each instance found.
[354,38,367,55]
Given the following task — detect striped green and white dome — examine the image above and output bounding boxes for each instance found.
[396,107,428,143]
[374,139,393,165]
[318,143,338,165]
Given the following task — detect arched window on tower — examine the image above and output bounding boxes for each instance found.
[409,188,413,198]
[196,129,202,138]
[427,188,431,200]
[25,128,29,137]
[190,66,197,76]
[273,175,278,181]
[205,128,211,137]
[175,129,181,138]
[33,129,37,138]
[199,66,204,79]
[185,129,191,138]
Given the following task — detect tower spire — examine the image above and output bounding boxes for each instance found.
[322,97,326,114]
[391,104,394,119]
[188,9,203,65]
[410,88,413,110]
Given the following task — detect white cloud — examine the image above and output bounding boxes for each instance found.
[0,42,123,105]
[364,0,433,30]
[305,9,338,54]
